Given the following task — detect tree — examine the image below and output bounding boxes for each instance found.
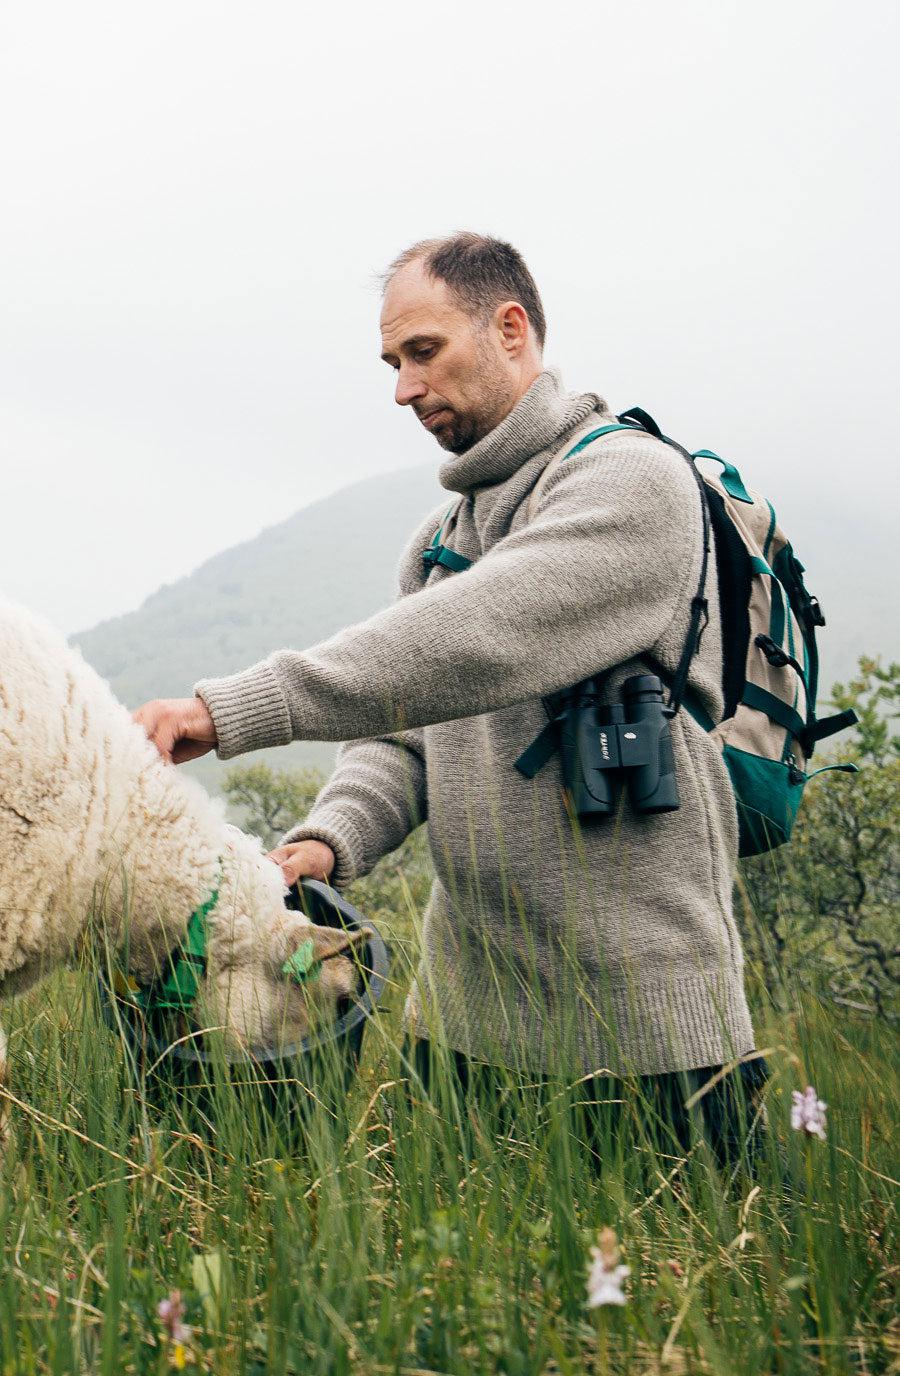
[221,762,325,850]
[739,657,899,1022]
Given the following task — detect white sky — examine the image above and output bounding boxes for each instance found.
[1,1,897,636]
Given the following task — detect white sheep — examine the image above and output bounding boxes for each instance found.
[0,597,369,1110]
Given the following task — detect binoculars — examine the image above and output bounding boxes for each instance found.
[560,673,680,818]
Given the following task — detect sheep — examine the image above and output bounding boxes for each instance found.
[0,596,369,1109]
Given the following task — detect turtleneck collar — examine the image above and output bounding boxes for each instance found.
[437,368,607,496]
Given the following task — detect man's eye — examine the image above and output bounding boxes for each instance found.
[415,348,435,362]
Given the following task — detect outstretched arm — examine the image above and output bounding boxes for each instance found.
[194,435,701,758]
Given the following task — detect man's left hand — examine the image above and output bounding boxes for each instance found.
[133,696,218,764]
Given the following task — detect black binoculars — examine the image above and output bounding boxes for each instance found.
[560,673,680,818]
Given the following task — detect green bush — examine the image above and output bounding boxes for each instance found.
[740,658,899,1023]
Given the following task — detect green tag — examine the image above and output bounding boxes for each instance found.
[282,938,320,985]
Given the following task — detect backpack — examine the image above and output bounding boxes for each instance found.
[423,408,859,857]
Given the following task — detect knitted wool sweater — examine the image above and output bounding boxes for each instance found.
[196,370,755,1077]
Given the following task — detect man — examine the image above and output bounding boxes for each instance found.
[136,233,764,1160]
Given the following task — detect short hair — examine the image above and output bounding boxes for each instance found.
[384,231,547,349]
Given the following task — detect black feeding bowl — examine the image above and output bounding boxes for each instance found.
[98,879,390,1128]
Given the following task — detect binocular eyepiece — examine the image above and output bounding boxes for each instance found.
[560,674,680,818]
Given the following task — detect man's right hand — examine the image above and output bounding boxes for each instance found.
[267,839,336,888]
[133,696,218,765]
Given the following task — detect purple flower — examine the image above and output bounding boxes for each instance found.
[157,1289,192,1345]
[791,1085,827,1140]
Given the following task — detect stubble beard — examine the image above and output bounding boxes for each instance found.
[434,341,515,454]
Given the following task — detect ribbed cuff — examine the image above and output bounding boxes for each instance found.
[279,810,367,890]
[195,660,293,761]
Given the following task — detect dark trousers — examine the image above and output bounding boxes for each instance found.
[405,1037,769,1174]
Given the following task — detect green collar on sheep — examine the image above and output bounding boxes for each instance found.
[115,873,223,1017]
[116,868,319,1020]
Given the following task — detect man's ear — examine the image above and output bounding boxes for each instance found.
[494,300,529,358]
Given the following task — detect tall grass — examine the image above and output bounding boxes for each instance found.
[1,869,896,1376]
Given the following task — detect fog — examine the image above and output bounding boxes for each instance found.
[1,1,897,635]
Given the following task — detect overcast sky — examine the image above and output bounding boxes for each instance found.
[1,1,897,636]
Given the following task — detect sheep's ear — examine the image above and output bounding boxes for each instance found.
[308,924,372,964]
[281,925,372,983]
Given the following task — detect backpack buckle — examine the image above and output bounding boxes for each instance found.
[806,596,826,628]
[422,544,473,574]
[755,634,806,680]
[755,633,791,668]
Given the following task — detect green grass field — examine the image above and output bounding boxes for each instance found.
[1,861,897,1376]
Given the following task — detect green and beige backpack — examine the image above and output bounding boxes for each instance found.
[424,406,858,856]
[526,408,858,855]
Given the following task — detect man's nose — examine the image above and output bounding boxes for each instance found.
[395,365,427,407]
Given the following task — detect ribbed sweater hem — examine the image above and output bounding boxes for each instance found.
[403,962,754,1079]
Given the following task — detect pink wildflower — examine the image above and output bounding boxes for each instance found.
[157,1289,192,1344]
[586,1227,630,1308]
[791,1085,827,1140]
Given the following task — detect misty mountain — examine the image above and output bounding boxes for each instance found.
[73,460,895,795]
[73,464,445,787]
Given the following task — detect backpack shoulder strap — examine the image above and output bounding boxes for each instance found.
[661,437,713,714]
[422,499,471,573]
[525,421,637,522]
[528,411,713,717]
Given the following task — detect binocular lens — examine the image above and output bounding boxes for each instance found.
[560,674,680,818]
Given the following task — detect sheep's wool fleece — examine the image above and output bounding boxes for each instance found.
[0,600,287,988]
[0,599,325,1055]
[197,370,756,1076]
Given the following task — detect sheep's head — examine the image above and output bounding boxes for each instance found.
[203,911,373,1055]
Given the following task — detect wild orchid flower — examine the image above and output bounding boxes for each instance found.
[791,1085,827,1140]
[157,1289,192,1345]
[586,1227,630,1308]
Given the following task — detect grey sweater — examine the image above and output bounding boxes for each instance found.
[196,370,755,1077]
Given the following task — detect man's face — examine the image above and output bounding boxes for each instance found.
[380,261,516,453]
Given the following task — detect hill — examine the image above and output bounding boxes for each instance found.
[73,464,444,787]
